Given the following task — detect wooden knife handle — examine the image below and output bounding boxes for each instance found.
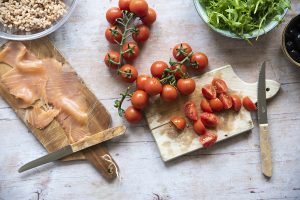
[259,124,272,178]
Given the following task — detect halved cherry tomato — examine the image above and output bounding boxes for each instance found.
[171,116,186,130]
[190,52,208,72]
[212,78,228,94]
[106,7,123,24]
[132,24,150,43]
[209,98,224,112]
[193,119,206,135]
[141,7,156,25]
[160,84,178,102]
[144,78,162,96]
[231,95,242,112]
[151,61,168,78]
[172,43,193,61]
[119,0,131,11]
[131,90,149,109]
[242,96,257,111]
[136,74,150,90]
[200,112,219,128]
[177,78,196,95]
[200,99,213,113]
[125,106,142,123]
[129,0,148,17]
[184,101,198,121]
[122,42,140,61]
[105,26,122,44]
[170,64,187,79]
[202,84,217,100]
[219,93,232,110]
[119,64,138,83]
[199,132,218,148]
[104,51,120,69]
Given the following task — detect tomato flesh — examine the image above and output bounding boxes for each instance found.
[199,132,218,148]
[200,99,213,113]
[219,93,232,110]
[193,119,206,135]
[242,96,257,111]
[171,116,186,130]
[212,78,228,94]
[202,84,217,100]
[200,112,219,128]
[231,95,242,112]
[184,101,198,121]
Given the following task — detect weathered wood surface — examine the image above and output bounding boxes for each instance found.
[1,0,300,199]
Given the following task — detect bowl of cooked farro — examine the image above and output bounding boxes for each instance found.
[0,0,78,40]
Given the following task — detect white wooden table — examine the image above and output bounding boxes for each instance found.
[1,1,300,199]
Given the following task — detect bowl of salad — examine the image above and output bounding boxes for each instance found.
[194,0,290,41]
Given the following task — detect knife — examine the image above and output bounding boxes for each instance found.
[257,62,272,178]
[18,125,126,173]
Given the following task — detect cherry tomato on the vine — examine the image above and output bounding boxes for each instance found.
[131,90,149,109]
[104,51,120,69]
[136,74,150,90]
[106,7,123,24]
[122,42,140,61]
[105,26,122,44]
[177,78,196,95]
[129,0,148,17]
[172,43,193,61]
[200,99,213,113]
[171,116,186,130]
[184,101,198,121]
[144,77,162,96]
[125,106,142,123]
[242,96,257,111]
[209,98,224,112]
[219,93,232,110]
[150,61,168,79]
[141,8,156,26]
[212,78,228,94]
[118,0,131,11]
[199,132,218,148]
[132,24,150,43]
[170,64,187,79]
[231,95,242,112]
[119,64,138,83]
[193,119,206,135]
[160,84,178,102]
[202,84,217,100]
[200,112,219,128]
[190,52,208,72]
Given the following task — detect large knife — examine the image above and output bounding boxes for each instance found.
[19,125,126,173]
[257,62,272,178]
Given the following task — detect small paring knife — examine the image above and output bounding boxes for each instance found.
[257,62,272,178]
[18,125,126,173]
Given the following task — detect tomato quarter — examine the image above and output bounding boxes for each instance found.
[200,112,219,128]
[190,52,208,72]
[202,84,217,100]
[150,61,168,78]
[106,7,123,24]
[209,98,224,112]
[136,74,150,90]
[122,42,140,61]
[172,43,193,61]
[119,64,138,83]
[200,99,213,113]
[105,26,122,44]
[193,119,206,135]
[141,7,156,25]
[177,78,196,95]
[118,0,131,11]
[199,132,218,148]
[104,51,120,69]
[242,96,257,111]
[161,84,178,102]
[131,90,149,109]
[219,93,232,110]
[132,24,150,43]
[170,64,187,79]
[184,101,198,121]
[171,116,186,130]
[125,106,142,123]
[212,78,228,94]
[231,95,242,112]
[129,0,148,17]
[144,77,163,96]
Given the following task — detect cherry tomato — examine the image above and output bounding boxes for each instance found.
[132,24,150,43]
[122,42,140,61]
[136,74,150,90]
[199,132,218,148]
[184,101,198,121]
[172,43,193,61]
[193,119,206,135]
[161,84,178,102]
[119,64,138,83]
[151,61,168,78]
[119,0,131,11]
[106,7,123,24]
[200,99,213,113]
[209,98,224,112]
[202,84,217,100]
[231,95,242,112]
[141,8,156,26]
[131,90,149,109]
[105,26,122,44]
[104,51,120,69]
[177,78,196,95]
[190,52,208,72]
[144,78,162,96]
[129,0,148,17]
[219,93,232,110]
[171,116,186,130]
[242,96,257,111]
[125,106,142,123]
[200,112,219,128]
[170,64,187,79]
[212,78,228,94]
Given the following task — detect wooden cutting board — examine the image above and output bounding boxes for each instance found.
[145,65,280,162]
[0,38,117,180]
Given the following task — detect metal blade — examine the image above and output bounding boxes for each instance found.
[257,62,268,124]
[18,145,73,173]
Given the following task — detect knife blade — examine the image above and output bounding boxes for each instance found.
[257,62,272,178]
[18,125,126,173]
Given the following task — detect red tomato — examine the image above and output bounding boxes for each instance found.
[141,7,156,25]
[209,98,224,112]
[172,43,193,61]
[104,51,120,69]
[161,84,178,102]
[131,90,149,109]
[190,52,208,72]
[122,42,140,61]
[144,78,163,96]
[129,0,148,17]
[150,61,168,78]
[119,0,131,11]
[184,101,198,121]
[231,95,242,112]
[171,116,186,130]
[119,64,138,83]
[136,74,150,90]
[199,132,218,148]
[200,99,213,113]
[193,119,206,135]
[242,96,257,111]
[202,84,217,100]
[106,7,123,24]
[170,64,187,79]
[105,26,122,44]
[200,112,219,128]
[219,93,232,109]
[177,78,196,95]
[132,24,150,42]
[212,78,228,94]
[125,106,142,123]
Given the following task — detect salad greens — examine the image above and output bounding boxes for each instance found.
[199,0,291,40]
